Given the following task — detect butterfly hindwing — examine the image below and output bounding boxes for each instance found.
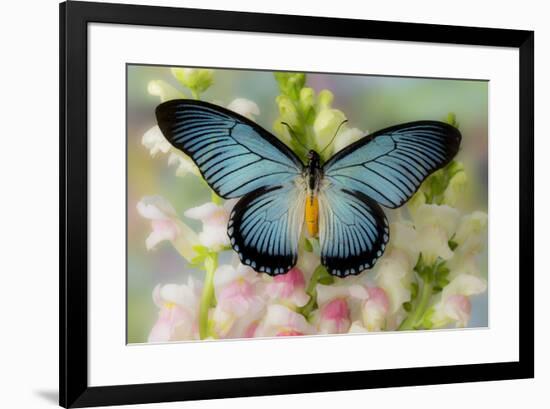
[323,121,461,208]
[228,184,306,276]
[156,100,303,199]
[318,184,389,277]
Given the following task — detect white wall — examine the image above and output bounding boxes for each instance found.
[0,0,545,408]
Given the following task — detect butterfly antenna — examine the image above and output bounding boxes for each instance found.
[281,122,309,152]
[320,120,348,155]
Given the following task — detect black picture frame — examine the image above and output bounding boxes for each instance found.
[60,1,534,407]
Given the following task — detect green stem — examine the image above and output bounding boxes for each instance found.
[199,253,218,339]
[191,89,200,100]
[299,265,326,317]
[398,280,433,330]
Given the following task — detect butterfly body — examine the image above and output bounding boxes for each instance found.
[304,150,322,237]
[156,99,461,277]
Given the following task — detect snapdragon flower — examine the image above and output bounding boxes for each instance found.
[265,267,310,308]
[136,196,199,262]
[255,304,314,337]
[430,274,487,327]
[184,199,237,251]
[227,98,260,121]
[148,278,202,342]
[210,263,266,338]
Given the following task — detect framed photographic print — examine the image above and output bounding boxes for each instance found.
[60,1,534,407]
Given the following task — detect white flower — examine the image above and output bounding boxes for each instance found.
[447,211,488,278]
[167,152,200,177]
[184,200,237,251]
[332,127,364,153]
[413,204,460,265]
[387,221,419,268]
[430,274,487,328]
[227,98,260,120]
[148,278,202,342]
[142,126,171,157]
[374,251,413,317]
[454,211,488,249]
[136,196,199,261]
[348,321,368,333]
[413,204,460,238]
[416,225,455,265]
[142,124,201,178]
[147,80,186,102]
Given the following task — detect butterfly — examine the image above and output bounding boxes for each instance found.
[156,99,461,277]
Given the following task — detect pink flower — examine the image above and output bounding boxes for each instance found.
[431,273,487,328]
[318,298,351,334]
[443,295,472,327]
[148,279,202,342]
[184,200,237,251]
[243,321,260,338]
[218,276,259,316]
[266,267,310,307]
[255,304,313,337]
[362,287,390,331]
[211,264,266,338]
[136,196,199,262]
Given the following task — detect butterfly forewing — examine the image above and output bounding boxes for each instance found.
[323,121,461,208]
[156,100,303,199]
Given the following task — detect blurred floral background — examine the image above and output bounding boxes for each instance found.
[127,65,488,344]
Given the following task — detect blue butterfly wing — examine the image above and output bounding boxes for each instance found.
[323,121,461,208]
[156,100,303,198]
[319,185,389,277]
[228,184,306,276]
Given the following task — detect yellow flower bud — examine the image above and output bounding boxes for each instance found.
[317,89,334,108]
[299,87,315,113]
[171,68,214,94]
[443,170,468,206]
[276,95,300,129]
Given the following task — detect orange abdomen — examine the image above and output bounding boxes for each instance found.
[305,195,319,237]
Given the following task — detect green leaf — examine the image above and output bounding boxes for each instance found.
[410,282,419,300]
[318,276,335,285]
[414,253,424,273]
[303,238,313,252]
[403,301,412,312]
[437,266,450,278]
[448,239,458,251]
